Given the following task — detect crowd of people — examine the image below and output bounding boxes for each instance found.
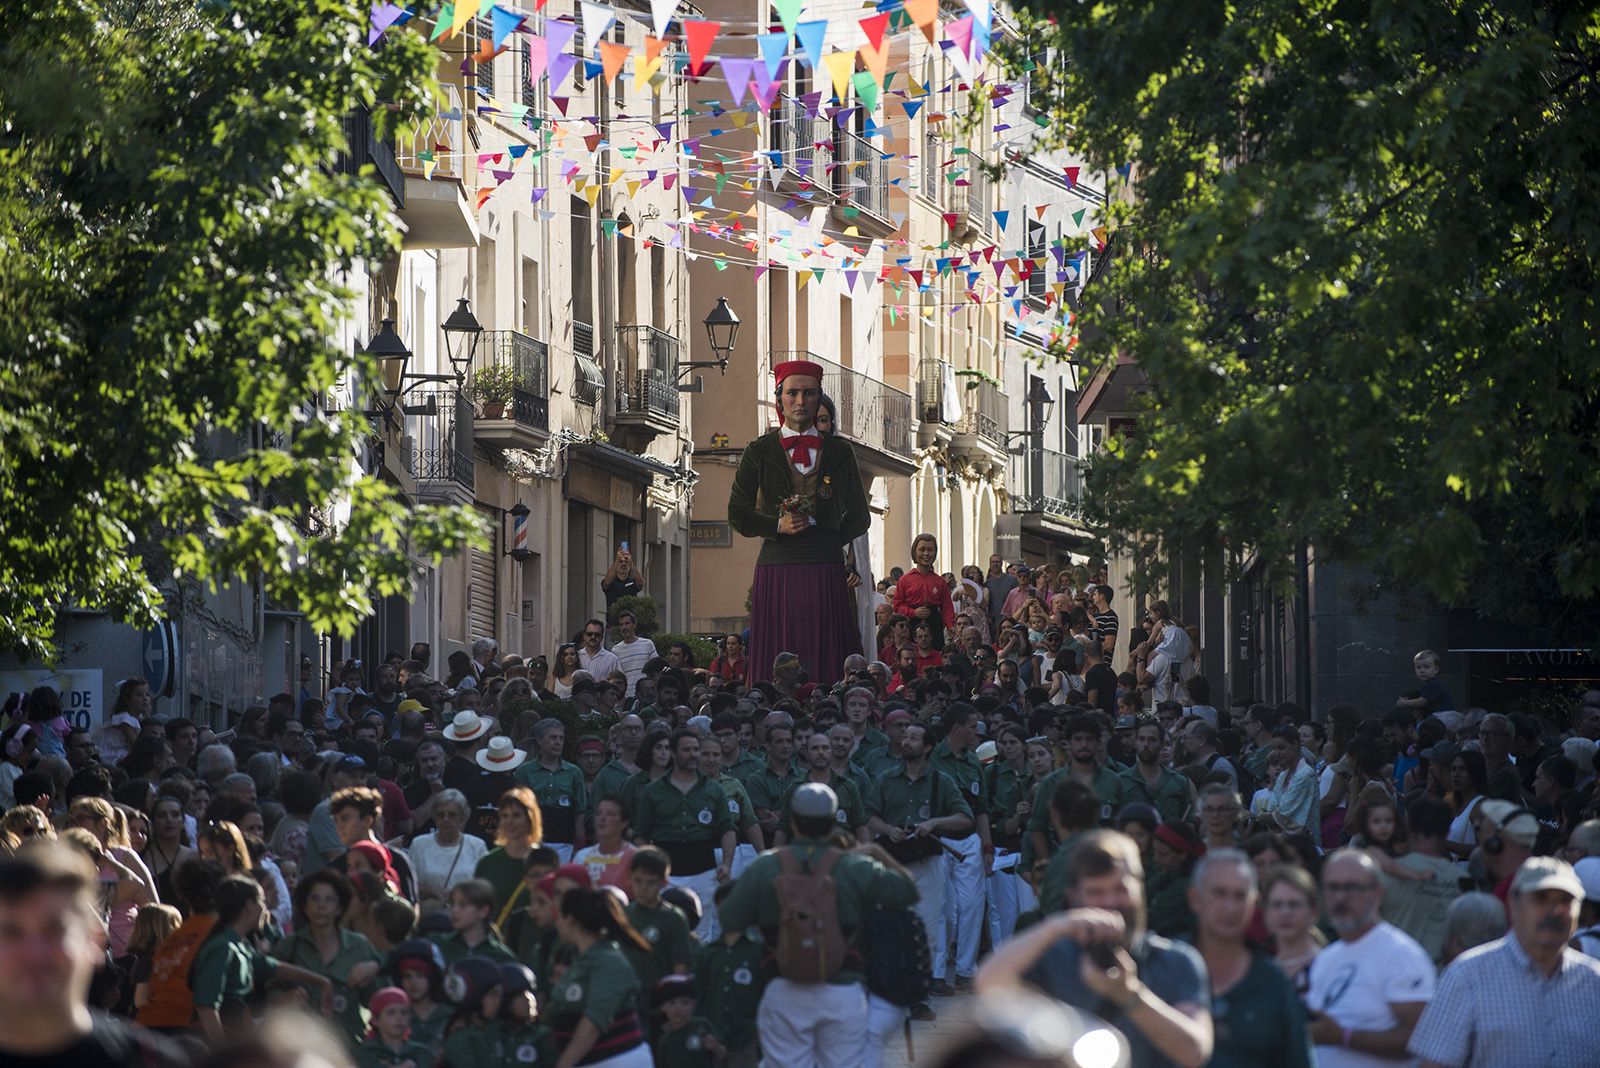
[4,550,1600,1068]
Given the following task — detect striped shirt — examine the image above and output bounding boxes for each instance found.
[1408,933,1600,1068]
[1093,608,1119,650]
[611,636,657,695]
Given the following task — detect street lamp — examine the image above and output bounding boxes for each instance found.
[678,297,742,392]
[364,317,412,403]
[1026,379,1055,426]
[441,297,483,381]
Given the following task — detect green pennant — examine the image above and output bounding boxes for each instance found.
[772,0,804,36]
[431,3,454,40]
[852,71,880,113]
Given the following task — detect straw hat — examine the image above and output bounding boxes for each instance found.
[475,735,528,773]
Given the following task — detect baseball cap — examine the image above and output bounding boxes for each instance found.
[1478,800,1540,847]
[396,699,426,716]
[1574,856,1600,903]
[790,782,839,819]
[1510,856,1585,900]
[1420,741,1458,765]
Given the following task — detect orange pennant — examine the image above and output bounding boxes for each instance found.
[599,40,630,84]
[903,0,938,43]
[644,35,669,62]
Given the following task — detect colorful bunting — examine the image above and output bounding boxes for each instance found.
[683,20,721,76]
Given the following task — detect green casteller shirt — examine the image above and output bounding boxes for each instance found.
[929,742,988,821]
[1021,763,1128,873]
[1206,952,1315,1068]
[718,838,919,985]
[854,727,890,762]
[987,763,1035,847]
[443,1022,498,1068]
[427,928,516,967]
[744,763,796,816]
[618,770,667,825]
[1145,866,1193,941]
[513,759,587,844]
[409,1001,452,1060]
[842,761,875,807]
[867,761,973,829]
[653,1017,722,1068]
[1038,830,1091,914]
[633,774,735,844]
[692,933,764,1050]
[713,773,759,835]
[546,940,642,1039]
[356,1038,435,1068]
[721,750,765,787]
[592,759,639,806]
[1119,763,1194,826]
[271,928,383,1044]
[193,929,276,1013]
[497,1022,558,1068]
[779,774,866,834]
[474,848,531,918]
[727,430,871,565]
[623,899,693,995]
[864,747,906,779]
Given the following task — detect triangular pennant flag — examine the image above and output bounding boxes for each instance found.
[851,70,879,112]
[683,20,721,76]
[750,65,784,109]
[993,209,1009,231]
[430,3,454,40]
[946,15,974,57]
[489,4,525,48]
[644,34,669,61]
[449,0,476,38]
[1063,165,1080,187]
[633,55,663,91]
[904,0,937,43]
[720,56,755,106]
[369,1,405,45]
[823,50,856,102]
[860,37,890,86]
[772,0,805,36]
[525,34,549,87]
[580,2,616,52]
[859,12,889,50]
[1071,208,1086,228]
[759,31,789,80]
[901,99,923,119]
[795,20,828,70]
[649,0,677,37]
[599,40,630,83]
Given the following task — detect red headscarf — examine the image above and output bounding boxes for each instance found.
[348,839,400,893]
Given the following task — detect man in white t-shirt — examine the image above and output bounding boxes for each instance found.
[577,617,622,680]
[610,608,657,697]
[1307,850,1434,1067]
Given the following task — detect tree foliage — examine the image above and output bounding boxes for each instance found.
[0,0,486,660]
[1011,0,1600,631]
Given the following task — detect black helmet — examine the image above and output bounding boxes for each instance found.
[444,956,505,1009]
[390,939,446,985]
[498,961,538,1000]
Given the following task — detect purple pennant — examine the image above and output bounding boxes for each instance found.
[720,57,755,107]
[833,106,857,129]
[368,1,405,45]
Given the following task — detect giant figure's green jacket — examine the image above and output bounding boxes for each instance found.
[727,430,870,564]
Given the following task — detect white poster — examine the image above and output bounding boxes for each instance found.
[0,668,105,731]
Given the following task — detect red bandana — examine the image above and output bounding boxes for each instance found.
[782,432,822,467]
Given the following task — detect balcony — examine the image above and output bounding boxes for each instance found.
[832,129,894,236]
[1010,448,1087,522]
[572,321,604,407]
[965,165,990,229]
[952,376,1009,457]
[772,95,834,197]
[471,330,549,450]
[614,326,681,435]
[395,83,479,250]
[917,357,958,426]
[338,107,405,208]
[404,389,476,505]
[779,351,915,472]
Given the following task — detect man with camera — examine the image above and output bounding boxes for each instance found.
[976,829,1214,1068]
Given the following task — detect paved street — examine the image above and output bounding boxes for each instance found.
[883,992,977,1067]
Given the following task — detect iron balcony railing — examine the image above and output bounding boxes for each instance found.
[617,326,681,423]
[778,351,914,461]
[338,107,405,208]
[954,376,1009,448]
[965,164,989,225]
[773,95,831,183]
[834,128,889,223]
[405,389,475,493]
[475,330,549,431]
[1010,448,1085,519]
[397,82,468,178]
[918,357,954,424]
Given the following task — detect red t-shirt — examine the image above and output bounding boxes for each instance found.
[894,569,956,628]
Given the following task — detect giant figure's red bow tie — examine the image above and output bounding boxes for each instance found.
[782,433,822,467]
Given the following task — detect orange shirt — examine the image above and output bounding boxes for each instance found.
[137,913,216,1029]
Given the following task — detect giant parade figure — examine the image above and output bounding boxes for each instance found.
[727,359,869,687]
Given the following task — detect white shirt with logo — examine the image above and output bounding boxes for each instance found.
[1306,920,1435,1068]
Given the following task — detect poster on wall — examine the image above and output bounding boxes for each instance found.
[1,668,105,731]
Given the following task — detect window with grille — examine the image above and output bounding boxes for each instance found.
[1027,220,1048,300]
[473,20,496,99]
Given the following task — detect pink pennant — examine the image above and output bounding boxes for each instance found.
[946,15,974,58]
[525,34,549,87]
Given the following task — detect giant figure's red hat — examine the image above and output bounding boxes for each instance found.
[772,359,825,386]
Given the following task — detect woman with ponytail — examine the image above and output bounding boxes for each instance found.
[549,887,653,1068]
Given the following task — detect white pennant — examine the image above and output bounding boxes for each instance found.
[649,0,677,38]
[580,1,615,51]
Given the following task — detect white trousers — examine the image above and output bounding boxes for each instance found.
[670,867,722,942]
[757,978,868,1068]
[941,833,984,979]
[909,856,947,983]
[716,842,760,881]
[986,850,1029,948]
[863,992,908,1068]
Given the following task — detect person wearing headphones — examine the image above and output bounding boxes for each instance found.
[1474,800,1541,909]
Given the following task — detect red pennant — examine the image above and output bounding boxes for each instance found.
[942,212,959,228]
[859,12,890,50]
[683,20,721,76]
[1063,166,1080,187]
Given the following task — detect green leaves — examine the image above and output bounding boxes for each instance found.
[1015,0,1600,632]
[0,0,480,660]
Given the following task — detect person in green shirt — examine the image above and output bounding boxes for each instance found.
[1026,714,1129,869]
[862,710,912,777]
[430,879,516,966]
[617,731,673,827]
[547,888,653,1067]
[1120,718,1198,827]
[193,875,331,1044]
[1146,823,1203,941]
[495,961,556,1068]
[589,716,646,808]
[775,730,868,845]
[440,957,505,1068]
[827,723,877,809]
[514,719,588,862]
[472,786,543,925]
[842,687,890,763]
[631,730,737,941]
[1190,848,1314,1068]
[744,723,797,844]
[650,976,724,1068]
[927,703,992,989]
[272,869,385,1044]
[1037,778,1100,915]
[696,733,765,878]
[693,882,765,1063]
[391,939,452,1062]
[712,713,764,787]
[719,782,920,1062]
[620,847,694,1003]
[358,986,436,1068]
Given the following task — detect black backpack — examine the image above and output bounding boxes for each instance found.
[861,906,932,1008]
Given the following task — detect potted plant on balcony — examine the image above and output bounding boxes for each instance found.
[469,364,520,419]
